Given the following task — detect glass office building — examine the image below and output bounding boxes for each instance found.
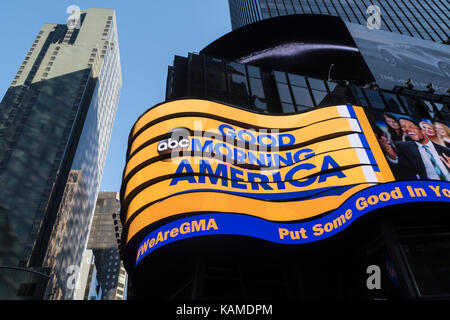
[0,8,122,299]
[229,0,450,43]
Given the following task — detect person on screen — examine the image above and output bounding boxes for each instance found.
[373,124,408,180]
[420,121,444,146]
[374,125,398,161]
[386,117,450,181]
[383,113,404,141]
[434,121,450,148]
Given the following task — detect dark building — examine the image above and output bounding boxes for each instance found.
[0,8,122,299]
[168,14,449,117]
[87,192,127,300]
[229,0,450,43]
[121,9,450,300]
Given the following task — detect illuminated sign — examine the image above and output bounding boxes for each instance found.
[120,99,450,266]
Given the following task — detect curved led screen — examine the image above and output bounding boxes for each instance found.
[121,99,450,268]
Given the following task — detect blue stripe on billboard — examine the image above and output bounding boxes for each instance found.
[164,184,356,202]
[365,148,380,172]
[346,105,380,173]
[135,180,450,265]
[358,133,370,149]
[346,104,357,119]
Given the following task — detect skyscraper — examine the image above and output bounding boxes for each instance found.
[87,192,127,300]
[0,8,122,299]
[229,0,449,43]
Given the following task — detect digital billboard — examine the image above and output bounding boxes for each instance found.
[346,22,450,95]
[121,99,450,267]
[368,109,450,181]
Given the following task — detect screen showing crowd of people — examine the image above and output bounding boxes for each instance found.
[371,111,450,181]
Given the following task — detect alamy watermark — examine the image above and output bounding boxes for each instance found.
[66,5,81,30]
[366,5,381,30]
[366,265,381,290]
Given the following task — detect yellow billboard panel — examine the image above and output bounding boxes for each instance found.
[121,100,396,253]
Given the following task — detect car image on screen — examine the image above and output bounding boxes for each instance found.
[377,43,450,78]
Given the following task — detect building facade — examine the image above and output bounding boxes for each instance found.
[229,0,450,43]
[73,249,102,300]
[121,7,450,299]
[0,8,122,299]
[87,192,127,300]
[166,52,449,119]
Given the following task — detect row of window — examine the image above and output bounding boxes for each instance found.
[187,54,269,112]
[256,0,448,42]
[174,53,449,122]
[229,0,262,30]
[274,70,449,121]
[11,30,45,85]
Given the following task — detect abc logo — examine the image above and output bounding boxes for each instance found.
[157,127,190,158]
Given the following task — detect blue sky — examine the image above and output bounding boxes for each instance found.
[0,0,231,192]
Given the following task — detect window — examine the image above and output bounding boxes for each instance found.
[227,61,250,107]
[307,78,329,107]
[205,56,227,102]
[434,103,450,121]
[382,92,405,114]
[307,78,327,91]
[276,82,293,104]
[422,100,438,119]
[281,103,295,113]
[287,73,307,87]
[398,96,424,117]
[189,54,205,97]
[273,71,287,84]
[248,72,267,111]
[352,86,369,107]
[291,86,314,109]
[247,65,261,79]
[364,89,387,110]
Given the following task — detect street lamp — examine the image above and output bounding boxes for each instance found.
[0,266,50,278]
